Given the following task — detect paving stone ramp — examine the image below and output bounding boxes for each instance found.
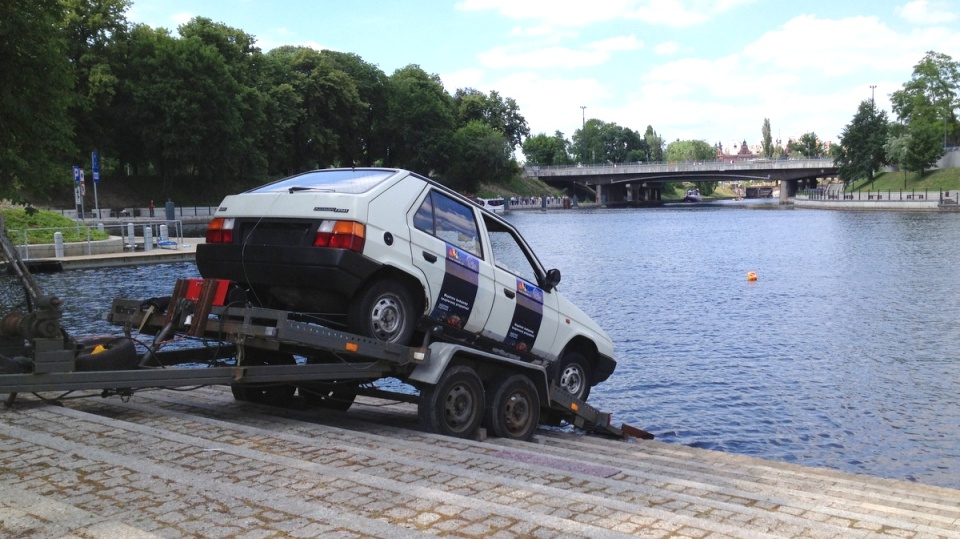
[2,386,958,539]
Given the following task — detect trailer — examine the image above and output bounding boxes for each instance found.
[0,219,651,442]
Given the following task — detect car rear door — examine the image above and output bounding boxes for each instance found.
[408,189,496,334]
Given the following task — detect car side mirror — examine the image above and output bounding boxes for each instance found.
[543,268,561,291]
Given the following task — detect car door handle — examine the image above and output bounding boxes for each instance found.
[503,288,516,299]
[422,251,437,263]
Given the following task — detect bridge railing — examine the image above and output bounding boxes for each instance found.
[525,158,835,177]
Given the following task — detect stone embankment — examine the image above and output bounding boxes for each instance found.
[3,386,959,538]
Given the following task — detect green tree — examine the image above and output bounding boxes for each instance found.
[835,100,888,185]
[761,118,773,158]
[446,120,516,192]
[884,132,910,187]
[453,89,529,152]
[0,0,75,201]
[383,65,457,176]
[902,94,944,176]
[598,123,643,164]
[321,50,391,166]
[890,51,960,147]
[789,132,824,157]
[665,139,715,162]
[522,132,570,166]
[61,0,130,162]
[643,126,664,162]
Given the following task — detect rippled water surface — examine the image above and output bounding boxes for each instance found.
[33,202,960,488]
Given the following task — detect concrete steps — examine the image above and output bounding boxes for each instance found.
[2,386,958,538]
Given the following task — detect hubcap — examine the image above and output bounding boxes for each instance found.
[560,364,585,398]
[443,383,475,430]
[503,392,532,436]
[370,295,403,341]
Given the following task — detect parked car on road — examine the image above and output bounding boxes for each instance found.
[196,168,615,400]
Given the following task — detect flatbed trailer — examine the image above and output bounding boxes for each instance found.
[0,220,650,441]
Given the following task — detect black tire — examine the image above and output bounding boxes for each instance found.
[558,352,593,402]
[347,278,417,345]
[230,349,296,406]
[418,365,485,438]
[298,383,358,412]
[484,374,541,441]
[75,337,139,372]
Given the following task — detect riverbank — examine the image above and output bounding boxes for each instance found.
[3,386,959,538]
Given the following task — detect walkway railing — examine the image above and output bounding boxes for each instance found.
[9,220,186,260]
[797,189,957,202]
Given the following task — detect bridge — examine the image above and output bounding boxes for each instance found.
[523,158,838,206]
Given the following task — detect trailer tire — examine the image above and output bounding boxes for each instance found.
[299,383,358,411]
[558,351,592,402]
[484,374,540,441]
[231,349,296,406]
[348,278,417,345]
[75,337,138,372]
[419,365,484,438]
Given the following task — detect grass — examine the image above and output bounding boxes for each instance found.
[1,207,110,244]
[849,167,960,192]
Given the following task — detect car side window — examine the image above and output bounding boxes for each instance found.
[487,228,539,284]
[414,191,482,257]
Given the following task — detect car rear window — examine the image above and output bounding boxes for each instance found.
[247,169,398,195]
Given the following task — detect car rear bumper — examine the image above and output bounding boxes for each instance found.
[196,244,382,299]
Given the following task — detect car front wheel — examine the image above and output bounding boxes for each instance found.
[558,351,593,402]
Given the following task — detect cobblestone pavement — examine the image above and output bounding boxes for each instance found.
[2,386,959,538]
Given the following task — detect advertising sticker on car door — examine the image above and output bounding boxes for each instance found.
[429,244,480,329]
[504,279,544,352]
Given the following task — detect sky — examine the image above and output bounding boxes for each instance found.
[126,0,960,154]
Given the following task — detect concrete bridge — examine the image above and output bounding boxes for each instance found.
[523,158,838,206]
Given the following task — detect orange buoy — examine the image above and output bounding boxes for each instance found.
[747,271,758,281]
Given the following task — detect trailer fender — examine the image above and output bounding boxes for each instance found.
[408,342,551,401]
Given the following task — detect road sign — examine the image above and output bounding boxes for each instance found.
[73,165,80,183]
[91,151,100,182]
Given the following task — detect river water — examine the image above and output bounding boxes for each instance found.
[31,201,960,489]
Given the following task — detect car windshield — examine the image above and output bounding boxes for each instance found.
[248,169,398,195]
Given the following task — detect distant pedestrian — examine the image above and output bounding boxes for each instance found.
[149,200,155,217]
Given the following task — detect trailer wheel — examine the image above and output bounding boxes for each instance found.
[484,374,540,441]
[348,278,416,345]
[298,383,358,411]
[75,337,138,372]
[419,365,484,438]
[231,349,296,406]
[558,351,592,402]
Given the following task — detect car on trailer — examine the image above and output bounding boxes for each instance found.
[196,168,615,407]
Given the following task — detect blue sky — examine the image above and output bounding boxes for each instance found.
[127,0,960,154]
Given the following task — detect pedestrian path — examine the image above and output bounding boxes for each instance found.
[2,386,958,538]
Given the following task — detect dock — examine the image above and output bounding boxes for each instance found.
[2,386,958,538]
[16,237,206,271]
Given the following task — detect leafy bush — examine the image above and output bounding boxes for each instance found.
[1,208,110,244]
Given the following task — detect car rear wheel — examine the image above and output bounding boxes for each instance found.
[230,348,297,406]
[419,365,485,438]
[348,278,417,345]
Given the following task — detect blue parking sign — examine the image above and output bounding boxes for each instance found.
[73,165,80,183]
[91,151,100,182]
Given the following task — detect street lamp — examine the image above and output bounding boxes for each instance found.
[580,105,587,164]
[870,84,876,108]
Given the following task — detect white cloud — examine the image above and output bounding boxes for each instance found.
[171,12,194,26]
[655,41,679,55]
[588,35,643,53]
[441,68,487,91]
[896,0,958,25]
[457,0,756,27]
[478,45,615,69]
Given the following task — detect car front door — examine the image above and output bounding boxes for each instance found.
[409,189,496,334]
[479,215,560,359]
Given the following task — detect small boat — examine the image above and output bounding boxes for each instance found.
[683,188,702,203]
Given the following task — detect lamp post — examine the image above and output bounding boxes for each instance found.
[870,84,876,108]
[580,105,587,164]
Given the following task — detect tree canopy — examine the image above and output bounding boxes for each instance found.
[835,100,888,184]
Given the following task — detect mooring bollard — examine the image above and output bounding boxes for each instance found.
[126,223,135,250]
[159,224,169,242]
[143,225,153,252]
[54,232,64,258]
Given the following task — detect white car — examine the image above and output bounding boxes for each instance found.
[197,168,615,401]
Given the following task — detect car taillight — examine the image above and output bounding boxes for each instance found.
[314,220,365,252]
[206,218,235,244]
